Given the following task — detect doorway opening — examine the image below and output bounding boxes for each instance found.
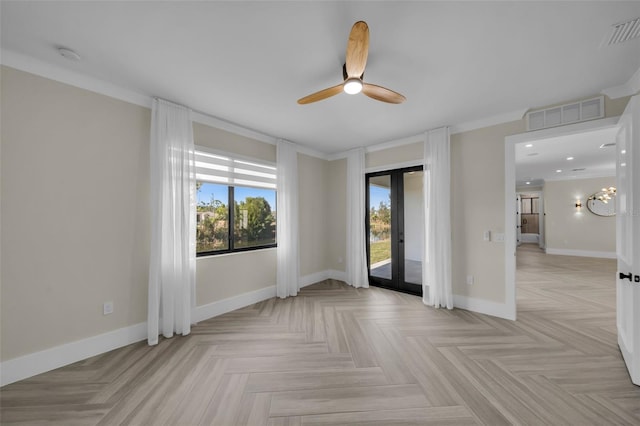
[504,116,622,320]
[516,191,544,249]
[366,165,423,296]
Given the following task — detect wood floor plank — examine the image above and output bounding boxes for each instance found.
[245,368,389,393]
[269,384,430,417]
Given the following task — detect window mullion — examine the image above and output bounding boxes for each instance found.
[228,186,235,251]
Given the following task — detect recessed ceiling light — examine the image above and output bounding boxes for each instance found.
[556,169,562,173]
[566,156,574,160]
[621,149,626,154]
[525,144,533,148]
[526,181,531,185]
[58,47,81,61]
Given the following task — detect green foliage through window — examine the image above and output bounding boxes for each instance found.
[197,182,276,255]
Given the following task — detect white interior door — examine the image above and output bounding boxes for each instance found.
[616,95,640,386]
[516,193,522,246]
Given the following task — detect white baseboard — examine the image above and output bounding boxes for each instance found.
[299,271,331,288]
[0,322,147,387]
[1,285,278,387]
[327,269,347,282]
[192,285,276,323]
[545,248,616,259]
[299,270,348,288]
[453,294,516,321]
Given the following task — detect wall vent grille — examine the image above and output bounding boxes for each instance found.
[526,96,604,132]
[607,17,640,45]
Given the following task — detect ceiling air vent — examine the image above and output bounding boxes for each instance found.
[600,142,616,148]
[526,96,604,131]
[606,17,640,45]
[571,168,586,172]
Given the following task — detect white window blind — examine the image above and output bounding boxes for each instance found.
[195,146,277,189]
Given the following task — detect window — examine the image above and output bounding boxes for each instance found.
[195,147,277,256]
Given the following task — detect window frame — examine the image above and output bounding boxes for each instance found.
[195,147,277,257]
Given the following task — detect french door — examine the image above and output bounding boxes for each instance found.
[366,166,423,296]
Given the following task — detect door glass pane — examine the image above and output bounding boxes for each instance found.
[403,171,423,285]
[369,175,391,280]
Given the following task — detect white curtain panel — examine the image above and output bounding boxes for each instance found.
[422,127,453,308]
[276,140,300,298]
[148,98,196,345]
[346,148,369,288]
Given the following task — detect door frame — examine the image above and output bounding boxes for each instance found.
[366,165,424,296]
[504,116,621,320]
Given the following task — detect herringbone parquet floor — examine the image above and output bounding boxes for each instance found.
[2,245,639,425]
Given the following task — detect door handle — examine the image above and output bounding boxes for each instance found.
[619,272,639,282]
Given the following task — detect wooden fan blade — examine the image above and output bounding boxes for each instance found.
[297,84,344,104]
[345,21,369,78]
[362,83,406,104]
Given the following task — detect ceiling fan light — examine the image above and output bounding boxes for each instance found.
[343,78,363,95]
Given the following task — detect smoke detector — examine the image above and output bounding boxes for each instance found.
[58,47,81,61]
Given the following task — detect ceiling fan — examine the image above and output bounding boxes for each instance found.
[297,21,406,105]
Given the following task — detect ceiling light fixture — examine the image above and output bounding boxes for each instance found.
[556,169,562,173]
[525,144,533,148]
[526,181,531,185]
[343,78,363,95]
[58,47,81,61]
[566,156,574,160]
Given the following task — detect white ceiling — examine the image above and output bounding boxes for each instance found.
[2,1,640,155]
[515,126,619,187]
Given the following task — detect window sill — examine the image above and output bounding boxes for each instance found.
[196,246,277,260]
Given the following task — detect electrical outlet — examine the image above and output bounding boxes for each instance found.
[466,275,474,285]
[103,301,113,315]
[483,230,491,241]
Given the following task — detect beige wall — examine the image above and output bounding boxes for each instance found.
[544,177,616,253]
[193,122,276,163]
[196,248,277,303]
[298,153,328,277]
[1,66,151,361]
[326,158,347,272]
[366,141,423,170]
[192,122,278,306]
[1,67,330,363]
[451,121,525,303]
[1,63,630,364]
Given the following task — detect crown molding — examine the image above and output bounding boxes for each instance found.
[451,108,528,134]
[602,65,640,99]
[328,108,529,160]
[1,49,152,108]
[0,49,293,151]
